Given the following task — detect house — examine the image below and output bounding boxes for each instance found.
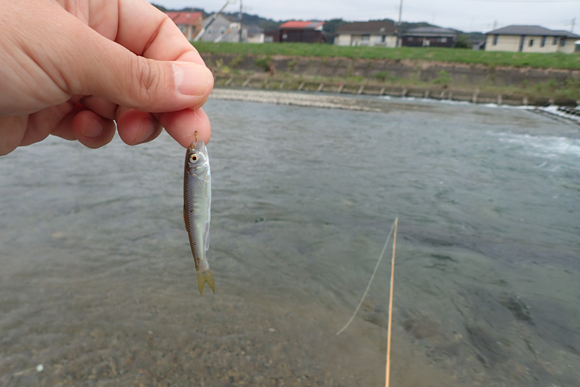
[246,24,265,43]
[401,27,456,48]
[200,14,246,43]
[485,25,580,54]
[271,21,327,43]
[166,12,204,41]
[334,21,397,47]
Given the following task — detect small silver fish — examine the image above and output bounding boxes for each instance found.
[184,135,215,295]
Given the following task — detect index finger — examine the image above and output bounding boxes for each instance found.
[113,0,205,64]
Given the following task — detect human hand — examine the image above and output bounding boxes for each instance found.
[0,0,214,156]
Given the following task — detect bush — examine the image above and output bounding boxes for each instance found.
[374,70,390,81]
[230,54,245,68]
[433,70,453,85]
[254,56,272,72]
[287,58,299,71]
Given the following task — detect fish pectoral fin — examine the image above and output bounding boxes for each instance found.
[197,270,215,295]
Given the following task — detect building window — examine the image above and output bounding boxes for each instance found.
[529,39,534,47]
[560,37,566,47]
[541,36,546,47]
[553,36,558,45]
[493,35,498,45]
[220,27,225,35]
[361,34,370,42]
[382,35,386,42]
[440,37,447,43]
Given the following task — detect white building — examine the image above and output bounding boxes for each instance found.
[246,24,265,44]
[201,14,247,43]
[335,21,397,48]
[485,25,580,54]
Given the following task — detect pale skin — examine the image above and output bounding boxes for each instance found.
[0,0,214,156]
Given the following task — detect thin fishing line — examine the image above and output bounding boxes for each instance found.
[336,218,397,336]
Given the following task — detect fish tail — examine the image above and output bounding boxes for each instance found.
[196,270,215,295]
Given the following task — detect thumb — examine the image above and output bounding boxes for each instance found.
[47,17,213,113]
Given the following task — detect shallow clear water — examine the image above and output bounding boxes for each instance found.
[1,94,579,386]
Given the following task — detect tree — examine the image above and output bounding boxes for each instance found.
[454,34,470,49]
[323,19,346,44]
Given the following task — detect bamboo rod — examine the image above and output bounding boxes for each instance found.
[385,217,398,387]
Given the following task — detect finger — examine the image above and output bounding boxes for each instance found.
[0,116,27,156]
[158,108,211,148]
[116,107,162,146]
[71,110,116,149]
[80,96,117,120]
[50,109,81,141]
[19,102,76,146]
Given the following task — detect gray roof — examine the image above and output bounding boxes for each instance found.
[486,25,580,39]
[202,13,234,26]
[403,27,456,36]
[552,30,580,39]
[246,24,263,35]
[335,21,396,35]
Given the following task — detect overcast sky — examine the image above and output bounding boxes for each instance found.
[151,0,580,33]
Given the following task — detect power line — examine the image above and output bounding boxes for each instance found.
[462,0,580,3]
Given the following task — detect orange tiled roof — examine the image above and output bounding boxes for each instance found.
[280,21,324,29]
[166,12,203,25]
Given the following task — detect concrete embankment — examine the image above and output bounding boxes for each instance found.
[201,53,580,107]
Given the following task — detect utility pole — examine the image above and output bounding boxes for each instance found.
[571,17,576,33]
[493,20,497,30]
[396,0,403,48]
[238,0,243,42]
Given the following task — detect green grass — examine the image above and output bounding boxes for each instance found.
[193,42,580,70]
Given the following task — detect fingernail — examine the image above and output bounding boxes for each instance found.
[81,120,103,138]
[174,63,212,96]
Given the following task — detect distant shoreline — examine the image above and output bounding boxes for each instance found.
[209,87,551,110]
[209,88,387,112]
[209,88,580,126]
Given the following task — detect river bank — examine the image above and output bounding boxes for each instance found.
[201,52,580,106]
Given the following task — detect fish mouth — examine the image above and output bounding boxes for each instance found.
[189,139,206,152]
[189,132,206,151]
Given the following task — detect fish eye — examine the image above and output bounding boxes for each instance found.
[189,154,199,164]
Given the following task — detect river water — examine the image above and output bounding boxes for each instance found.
[1,93,579,386]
